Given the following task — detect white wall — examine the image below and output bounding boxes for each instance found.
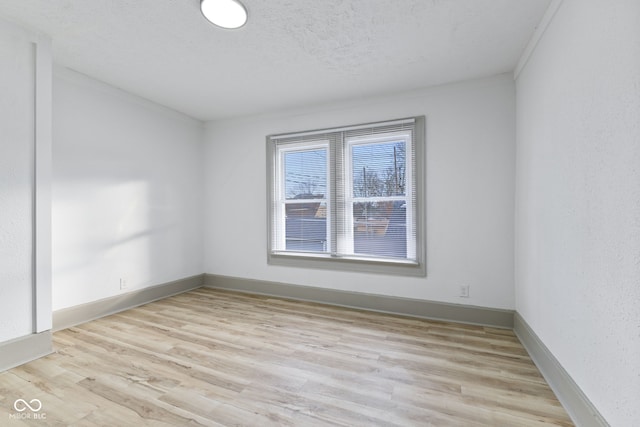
[0,18,52,346]
[515,1,640,425]
[204,74,516,309]
[0,20,35,342]
[52,67,204,311]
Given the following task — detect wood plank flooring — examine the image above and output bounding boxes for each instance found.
[0,288,573,426]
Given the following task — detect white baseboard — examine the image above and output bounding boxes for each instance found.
[0,331,52,372]
[53,274,204,331]
[514,312,609,427]
[204,274,514,328]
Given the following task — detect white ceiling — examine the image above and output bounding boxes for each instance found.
[0,0,550,121]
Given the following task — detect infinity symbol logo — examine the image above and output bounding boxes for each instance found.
[13,399,42,412]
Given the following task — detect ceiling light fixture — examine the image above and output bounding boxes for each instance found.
[200,0,248,29]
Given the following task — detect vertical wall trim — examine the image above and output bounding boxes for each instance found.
[34,35,53,333]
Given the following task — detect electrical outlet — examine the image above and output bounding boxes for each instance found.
[120,278,128,290]
[459,285,470,298]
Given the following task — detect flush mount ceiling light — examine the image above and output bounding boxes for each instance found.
[200,0,248,29]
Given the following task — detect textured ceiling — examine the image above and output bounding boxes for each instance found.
[0,0,550,121]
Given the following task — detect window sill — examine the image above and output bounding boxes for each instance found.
[267,251,426,277]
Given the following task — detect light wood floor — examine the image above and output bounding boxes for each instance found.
[1,288,573,426]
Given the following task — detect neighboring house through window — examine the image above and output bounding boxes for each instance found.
[267,117,425,276]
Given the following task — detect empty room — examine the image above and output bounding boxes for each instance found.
[0,0,638,426]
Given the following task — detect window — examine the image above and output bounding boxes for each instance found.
[267,117,425,276]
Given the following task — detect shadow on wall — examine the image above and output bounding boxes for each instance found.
[52,178,180,309]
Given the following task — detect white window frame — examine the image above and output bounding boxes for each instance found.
[274,141,331,253]
[267,117,426,276]
[343,131,415,260]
